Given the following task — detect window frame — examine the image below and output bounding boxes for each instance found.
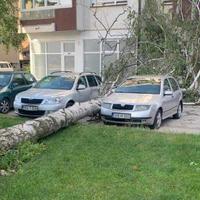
[11,73,27,87]
[86,75,98,87]
[169,77,179,91]
[163,78,172,93]
[77,76,88,88]
[21,0,72,11]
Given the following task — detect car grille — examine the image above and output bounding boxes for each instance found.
[21,98,43,104]
[18,109,45,116]
[112,104,134,110]
[103,116,142,123]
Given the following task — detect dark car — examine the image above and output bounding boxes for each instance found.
[0,71,37,113]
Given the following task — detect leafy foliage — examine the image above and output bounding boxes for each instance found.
[129,0,200,90]
[0,0,25,49]
[0,142,46,172]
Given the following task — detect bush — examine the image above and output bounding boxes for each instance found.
[183,89,199,103]
[0,142,46,172]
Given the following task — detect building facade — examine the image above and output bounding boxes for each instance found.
[19,0,143,79]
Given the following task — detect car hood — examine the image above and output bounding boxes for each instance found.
[104,92,161,104]
[17,88,73,99]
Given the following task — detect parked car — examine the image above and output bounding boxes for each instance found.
[0,61,14,71]
[14,71,102,117]
[101,75,183,129]
[0,71,37,113]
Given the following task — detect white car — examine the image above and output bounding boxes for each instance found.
[0,61,13,72]
[14,71,102,117]
[101,75,183,129]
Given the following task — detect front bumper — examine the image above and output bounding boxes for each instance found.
[101,107,155,125]
[14,102,65,117]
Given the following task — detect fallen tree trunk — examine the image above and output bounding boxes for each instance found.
[0,100,101,151]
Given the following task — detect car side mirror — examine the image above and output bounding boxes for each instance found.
[11,82,19,89]
[77,84,86,90]
[164,90,173,96]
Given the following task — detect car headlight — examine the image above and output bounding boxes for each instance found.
[102,102,112,109]
[42,97,63,105]
[15,95,21,103]
[135,105,151,111]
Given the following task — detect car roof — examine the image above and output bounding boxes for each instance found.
[0,70,27,74]
[0,61,10,64]
[49,71,99,78]
[127,75,169,81]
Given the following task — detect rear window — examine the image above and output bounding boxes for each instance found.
[24,73,36,84]
[169,78,179,91]
[86,75,98,87]
[95,75,102,85]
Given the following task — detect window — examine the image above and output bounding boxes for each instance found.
[21,0,72,10]
[91,0,128,6]
[24,73,36,84]
[47,54,62,74]
[84,40,100,75]
[169,78,179,91]
[164,79,172,92]
[95,75,102,85]
[87,75,98,87]
[83,39,122,75]
[47,42,61,53]
[78,76,87,88]
[12,74,26,87]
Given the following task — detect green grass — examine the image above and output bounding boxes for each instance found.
[0,124,200,200]
[0,114,26,129]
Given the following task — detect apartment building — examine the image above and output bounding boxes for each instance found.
[19,0,144,79]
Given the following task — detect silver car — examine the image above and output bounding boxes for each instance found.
[14,71,101,117]
[101,75,183,129]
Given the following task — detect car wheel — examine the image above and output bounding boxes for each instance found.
[0,99,10,114]
[173,102,182,119]
[66,101,74,108]
[149,109,162,129]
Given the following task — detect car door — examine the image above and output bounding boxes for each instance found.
[86,75,100,99]
[75,76,91,102]
[162,78,174,118]
[10,73,29,104]
[168,77,182,110]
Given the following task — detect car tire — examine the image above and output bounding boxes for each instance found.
[66,101,74,108]
[0,98,10,114]
[173,102,182,119]
[149,109,162,129]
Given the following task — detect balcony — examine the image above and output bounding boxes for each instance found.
[20,0,77,33]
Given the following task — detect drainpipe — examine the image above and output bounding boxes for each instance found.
[136,0,142,74]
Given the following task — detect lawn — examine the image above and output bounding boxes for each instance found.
[0,114,26,129]
[0,123,200,200]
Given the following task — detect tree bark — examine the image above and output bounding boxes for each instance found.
[0,100,101,151]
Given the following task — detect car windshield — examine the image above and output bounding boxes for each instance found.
[115,78,161,94]
[0,73,12,87]
[34,76,75,90]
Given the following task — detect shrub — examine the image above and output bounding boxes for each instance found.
[0,142,46,172]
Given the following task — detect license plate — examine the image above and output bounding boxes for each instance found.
[22,105,38,111]
[112,113,131,119]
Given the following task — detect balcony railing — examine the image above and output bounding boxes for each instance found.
[21,9,55,20]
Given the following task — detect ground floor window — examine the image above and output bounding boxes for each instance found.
[83,39,125,75]
[31,40,75,79]
[31,38,129,80]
